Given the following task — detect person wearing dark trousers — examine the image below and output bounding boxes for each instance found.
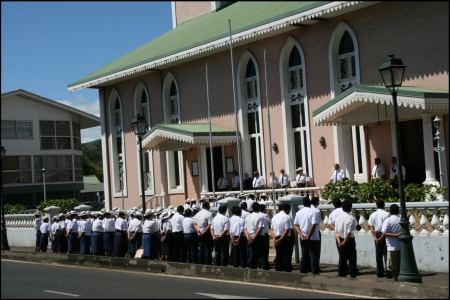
[66,212,79,254]
[244,202,263,269]
[170,205,186,262]
[211,205,230,266]
[379,204,401,281]
[194,201,214,265]
[39,216,50,252]
[78,212,89,255]
[258,204,270,270]
[50,216,59,253]
[102,212,115,256]
[335,200,357,278]
[272,203,293,272]
[112,211,128,257]
[230,206,247,268]
[368,199,389,277]
[309,197,322,274]
[127,212,143,258]
[183,208,198,263]
[57,214,67,253]
[34,212,42,252]
[91,213,104,256]
[294,197,312,273]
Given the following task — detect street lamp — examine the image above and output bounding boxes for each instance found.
[432,116,445,190]
[42,168,47,203]
[379,54,422,283]
[1,146,10,250]
[131,114,148,215]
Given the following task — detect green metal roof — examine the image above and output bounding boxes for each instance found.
[142,123,237,141]
[69,1,327,88]
[83,175,101,185]
[313,85,449,117]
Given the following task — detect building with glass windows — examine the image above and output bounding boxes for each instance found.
[1,89,100,207]
[68,2,448,210]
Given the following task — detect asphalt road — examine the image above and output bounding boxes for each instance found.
[1,260,370,299]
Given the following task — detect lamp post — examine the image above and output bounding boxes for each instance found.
[1,146,10,250]
[42,168,47,203]
[131,114,148,215]
[432,116,445,190]
[379,54,422,283]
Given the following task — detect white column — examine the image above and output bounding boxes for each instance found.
[436,114,448,190]
[99,89,111,210]
[333,124,354,179]
[422,114,440,185]
[159,150,168,197]
[199,146,209,193]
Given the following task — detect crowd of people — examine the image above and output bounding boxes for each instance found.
[33,193,401,280]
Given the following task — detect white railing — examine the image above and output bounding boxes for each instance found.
[201,186,324,201]
[5,214,35,229]
[317,201,449,236]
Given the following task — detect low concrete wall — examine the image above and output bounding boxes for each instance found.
[6,228,36,248]
[319,231,449,273]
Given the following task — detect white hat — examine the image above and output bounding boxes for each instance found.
[144,210,154,217]
[101,208,106,213]
[261,193,267,197]
[43,216,49,220]
[192,204,198,209]
[159,210,172,220]
[296,167,303,171]
[155,207,163,215]
[168,205,174,210]
[58,213,64,217]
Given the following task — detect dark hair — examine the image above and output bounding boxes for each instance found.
[218,205,227,215]
[177,205,184,213]
[332,198,342,208]
[231,206,241,216]
[251,202,260,212]
[240,202,248,210]
[184,208,193,217]
[376,199,385,209]
[389,204,400,215]
[282,203,291,214]
[302,197,311,207]
[259,204,266,212]
[118,212,126,218]
[311,197,319,207]
[342,199,352,213]
[202,201,210,210]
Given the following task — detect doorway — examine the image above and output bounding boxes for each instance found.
[400,119,425,184]
[206,146,224,192]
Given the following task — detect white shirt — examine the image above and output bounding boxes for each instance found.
[84,219,93,236]
[66,219,78,234]
[217,177,228,189]
[34,218,42,231]
[279,173,289,187]
[78,219,86,234]
[246,198,255,212]
[368,209,390,232]
[229,215,245,238]
[252,176,265,188]
[194,209,213,232]
[296,173,309,184]
[244,212,263,238]
[231,176,240,189]
[170,212,184,233]
[50,222,59,235]
[128,218,143,233]
[115,217,128,231]
[57,220,66,230]
[328,207,343,226]
[371,164,385,179]
[182,217,196,234]
[382,215,401,251]
[309,206,321,240]
[330,169,345,182]
[211,213,230,236]
[294,207,313,238]
[241,210,250,220]
[40,223,49,234]
[335,211,356,239]
[271,211,292,237]
[103,218,115,232]
[268,176,279,188]
[92,218,104,232]
[143,219,159,234]
[390,164,406,180]
[258,212,270,235]
[160,219,172,233]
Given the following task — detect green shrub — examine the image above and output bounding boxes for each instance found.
[405,183,448,202]
[37,198,80,213]
[356,179,396,203]
[322,179,359,203]
[4,203,26,214]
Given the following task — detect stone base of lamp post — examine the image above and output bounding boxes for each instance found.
[398,220,422,283]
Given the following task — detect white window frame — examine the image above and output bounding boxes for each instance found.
[133,81,155,196]
[39,120,72,150]
[1,120,33,139]
[2,155,32,185]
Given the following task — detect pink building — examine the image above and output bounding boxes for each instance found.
[68,2,449,210]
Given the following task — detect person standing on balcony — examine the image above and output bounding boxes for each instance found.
[217,174,229,191]
[243,172,253,190]
[295,167,310,187]
[371,157,386,180]
[368,199,389,277]
[279,168,290,188]
[231,171,240,191]
[252,171,265,189]
[330,164,346,183]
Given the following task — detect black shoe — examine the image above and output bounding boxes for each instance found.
[377,274,386,278]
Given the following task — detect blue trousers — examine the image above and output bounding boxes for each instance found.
[91,231,103,255]
[68,233,79,254]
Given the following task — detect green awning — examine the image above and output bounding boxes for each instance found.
[313,85,448,126]
[142,123,238,151]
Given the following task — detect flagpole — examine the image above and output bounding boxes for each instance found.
[263,49,277,212]
[205,62,216,198]
[228,19,244,194]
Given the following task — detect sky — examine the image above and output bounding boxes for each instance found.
[1,1,173,143]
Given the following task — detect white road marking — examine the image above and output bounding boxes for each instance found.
[197,293,265,299]
[2,259,382,299]
[43,290,80,297]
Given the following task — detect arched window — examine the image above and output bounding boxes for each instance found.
[109,90,126,195]
[338,31,356,93]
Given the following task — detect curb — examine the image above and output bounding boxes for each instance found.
[1,251,448,299]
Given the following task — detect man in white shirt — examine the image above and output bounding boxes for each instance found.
[268,171,279,189]
[56,213,67,253]
[231,171,240,191]
[183,208,198,264]
[389,157,406,188]
[112,211,128,257]
[310,196,322,273]
[272,203,293,272]
[78,212,90,255]
[258,203,271,270]
[211,205,230,266]
[246,193,256,212]
[244,202,264,269]
[328,199,343,231]
[39,216,50,252]
[34,212,42,252]
[371,157,385,180]
[296,167,310,187]
[194,201,214,265]
[330,163,346,183]
[278,168,290,188]
[217,174,229,191]
[66,212,79,254]
[229,206,247,268]
[334,200,357,278]
[50,216,59,253]
[379,204,401,281]
[252,171,265,189]
[170,206,186,262]
[102,211,115,256]
[240,202,250,220]
[128,212,143,258]
[368,199,390,277]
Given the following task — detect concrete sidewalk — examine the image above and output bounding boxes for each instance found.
[2,248,448,299]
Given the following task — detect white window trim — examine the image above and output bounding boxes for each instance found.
[279,36,313,181]
[171,1,177,29]
[236,50,266,178]
[328,21,367,181]
[162,73,185,194]
[108,89,128,198]
[133,81,155,196]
